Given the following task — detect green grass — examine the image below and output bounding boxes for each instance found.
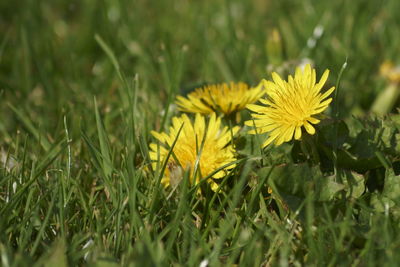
[1,0,400,266]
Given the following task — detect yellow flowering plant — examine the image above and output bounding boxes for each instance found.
[245,64,335,147]
[175,82,265,116]
[149,113,240,191]
[371,61,400,115]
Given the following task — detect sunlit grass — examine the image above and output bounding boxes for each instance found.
[1,0,400,266]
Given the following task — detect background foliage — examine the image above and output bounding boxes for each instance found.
[1,0,400,266]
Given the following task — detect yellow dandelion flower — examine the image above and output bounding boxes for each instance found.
[175,82,265,115]
[245,64,335,147]
[372,61,400,115]
[149,113,239,191]
[380,61,400,84]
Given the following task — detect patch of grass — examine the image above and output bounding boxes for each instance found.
[1,0,400,266]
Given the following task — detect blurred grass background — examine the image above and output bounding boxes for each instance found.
[1,0,400,266]
[1,0,399,131]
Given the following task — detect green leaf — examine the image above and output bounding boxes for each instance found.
[315,175,345,201]
[370,169,400,215]
[94,98,113,179]
[341,171,365,199]
[349,116,400,157]
[317,119,350,149]
[9,104,51,151]
[258,164,365,202]
[382,169,400,202]
[259,164,344,202]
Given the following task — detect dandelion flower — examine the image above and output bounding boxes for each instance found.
[372,61,400,115]
[245,64,335,147]
[149,113,239,191]
[380,61,400,84]
[176,82,265,115]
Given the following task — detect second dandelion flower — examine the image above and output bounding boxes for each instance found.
[175,82,265,116]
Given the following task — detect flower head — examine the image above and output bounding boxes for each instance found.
[380,61,400,84]
[245,64,335,147]
[149,113,239,191]
[176,82,265,115]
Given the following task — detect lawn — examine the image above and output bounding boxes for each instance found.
[1,0,400,266]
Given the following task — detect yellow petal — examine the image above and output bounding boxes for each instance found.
[294,126,302,140]
[319,86,335,100]
[247,103,265,113]
[304,122,315,135]
[318,98,333,108]
[307,117,320,124]
[271,72,286,88]
[151,131,166,143]
[262,135,276,147]
[318,69,330,87]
